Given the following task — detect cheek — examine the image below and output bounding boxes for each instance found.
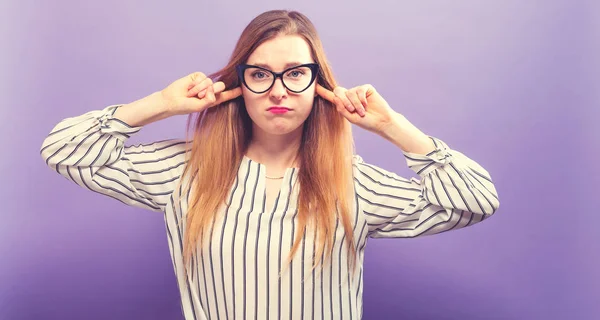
[241,90,253,105]
[242,92,259,113]
[299,94,315,112]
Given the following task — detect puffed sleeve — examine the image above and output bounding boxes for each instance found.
[40,105,189,213]
[353,136,499,238]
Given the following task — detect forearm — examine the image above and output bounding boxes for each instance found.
[113,91,174,127]
[379,112,436,155]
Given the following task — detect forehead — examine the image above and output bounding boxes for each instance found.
[246,34,314,70]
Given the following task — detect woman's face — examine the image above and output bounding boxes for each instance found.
[241,34,317,137]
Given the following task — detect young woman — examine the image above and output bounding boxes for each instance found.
[40,9,499,320]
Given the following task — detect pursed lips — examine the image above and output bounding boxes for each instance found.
[267,106,291,114]
[267,106,291,111]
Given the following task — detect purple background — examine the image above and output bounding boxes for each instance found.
[3,0,599,319]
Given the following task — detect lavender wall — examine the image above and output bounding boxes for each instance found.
[3,0,598,319]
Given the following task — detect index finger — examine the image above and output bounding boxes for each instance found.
[316,84,335,103]
[215,87,242,105]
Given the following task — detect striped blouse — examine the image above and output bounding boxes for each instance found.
[40,105,499,319]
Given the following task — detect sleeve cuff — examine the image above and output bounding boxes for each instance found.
[98,105,143,139]
[402,136,453,176]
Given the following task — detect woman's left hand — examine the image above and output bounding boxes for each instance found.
[316,84,396,134]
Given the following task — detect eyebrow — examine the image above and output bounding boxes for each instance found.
[250,62,308,70]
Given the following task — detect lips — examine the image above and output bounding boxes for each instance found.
[267,106,291,114]
[267,106,291,111]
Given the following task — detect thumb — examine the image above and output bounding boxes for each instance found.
[212,81,226,94]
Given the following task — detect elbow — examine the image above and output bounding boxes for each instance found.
[468,193,500,217]
[40,137,58,168]
[479,186,500,216]
[40,144,52,166]
[483,196,500,217]
[490,190,500,214]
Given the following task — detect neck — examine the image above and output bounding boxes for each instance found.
[246,126,302,172]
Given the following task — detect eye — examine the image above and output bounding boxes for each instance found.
[251,71,268,79]
[287,70,305,78]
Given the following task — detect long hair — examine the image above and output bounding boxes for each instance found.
[180,10,357,276]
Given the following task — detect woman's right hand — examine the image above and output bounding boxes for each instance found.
[161,72,242,115]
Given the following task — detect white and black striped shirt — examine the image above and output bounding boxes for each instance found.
[40,105,499,319]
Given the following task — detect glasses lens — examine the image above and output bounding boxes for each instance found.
[243,66,314,93]
[243,67,273,93]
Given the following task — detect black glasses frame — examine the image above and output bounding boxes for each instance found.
[236,63,320,94]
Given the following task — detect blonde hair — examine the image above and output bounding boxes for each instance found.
[181,10,357,276]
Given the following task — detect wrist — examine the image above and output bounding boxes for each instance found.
[378,113,408,142]
[380,113,436,155]
[152,91,176,116]
[114,91,175,127]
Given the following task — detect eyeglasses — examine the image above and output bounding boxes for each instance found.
[236,63,319,94]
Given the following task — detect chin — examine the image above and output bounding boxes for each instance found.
[267,126,300,136]
[258,121,304,136]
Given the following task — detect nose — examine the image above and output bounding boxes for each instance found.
[269,78,287,100]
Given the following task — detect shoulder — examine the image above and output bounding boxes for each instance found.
[351,154,365,165]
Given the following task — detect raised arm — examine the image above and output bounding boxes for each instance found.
[315,83,500,238]
[40,72,242,212]
[353,137,499,238]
